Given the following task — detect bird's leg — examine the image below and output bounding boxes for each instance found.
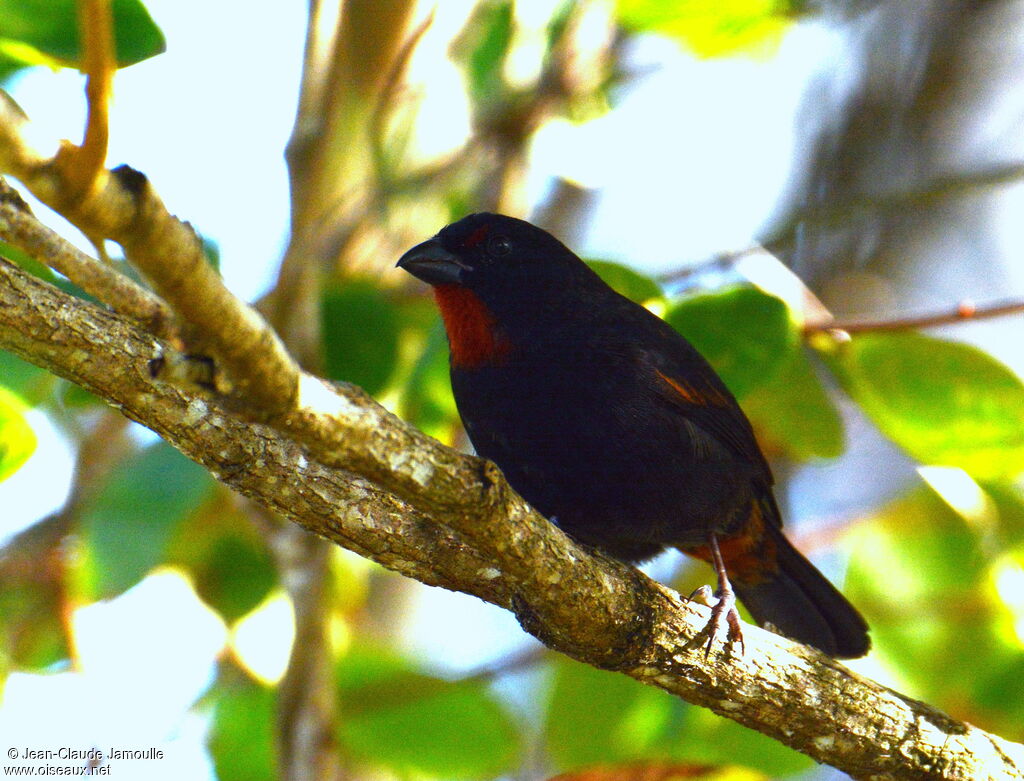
[688,532,745,657]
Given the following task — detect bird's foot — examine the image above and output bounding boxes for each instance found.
[687,585,745,659]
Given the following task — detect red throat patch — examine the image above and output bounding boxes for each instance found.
[433,285,511,368]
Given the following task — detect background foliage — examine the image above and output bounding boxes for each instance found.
[1,0,1023,779]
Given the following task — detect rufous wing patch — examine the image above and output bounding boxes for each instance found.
[656,369,730,407]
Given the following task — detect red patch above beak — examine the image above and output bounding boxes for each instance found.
[462,224,490,249]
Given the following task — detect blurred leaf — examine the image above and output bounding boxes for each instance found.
[208,671,276,781]
[320,279,400,396]
[588,260,663,304]
[399,321,460,441]
[193,533,277,624]
[453,0,514,104]
[0,0,165,69]
[741,345,844,460]
[543,657,809,775]
[201,235,221,273]
[0,386,35,482]
[80,441,213,599]
[338,644,521,778]
[0,575,69,670]
[0,349,51,405]
[846,486,1024,736]
[544,658,664,768]
[665,285,795,400]
[165,491,279,624]
[822,332,1024,481]
[986,482,1024,547]
[652,700,810,776]
[616,0,801,58]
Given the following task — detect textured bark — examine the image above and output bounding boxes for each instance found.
[1,258,1022,781]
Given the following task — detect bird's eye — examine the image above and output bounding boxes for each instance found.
[488,235,512,256]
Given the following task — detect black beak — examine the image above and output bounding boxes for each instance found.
[396,238,468,286]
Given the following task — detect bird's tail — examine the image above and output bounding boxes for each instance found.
[733,520,870,659]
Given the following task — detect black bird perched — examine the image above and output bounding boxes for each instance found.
[397,212,870,658]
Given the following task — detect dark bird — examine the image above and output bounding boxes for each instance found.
[397,213,870,658]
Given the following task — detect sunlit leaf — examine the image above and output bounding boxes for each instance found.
[320,279,400,396]
[822,332,1024,480]
[0,0,165,69]
[665,285,795,400]
[846,486,1024,736]
[588,260,663,304]
[338,644,521,778]
[0,386,35,482]
[79,441,213,599]
[208,671,276,781]
[453,0,514,104]
[616,0,801,58]
[741,345,844,460]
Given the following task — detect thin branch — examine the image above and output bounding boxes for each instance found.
[0,90,300,415]
[764,161,1024,248]
[805,297,1024,336]
[2,260,1022,781]
[0,178,174,339]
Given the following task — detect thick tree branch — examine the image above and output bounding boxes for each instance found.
[2,260,1022,780]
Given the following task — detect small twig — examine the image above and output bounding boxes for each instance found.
[55,0,115,203]
[766,161,1024,247]
[0,178,174,339]
[369,9,435,195]
[804,297,1024,336]
[657,245,764,286]
[0,91,301,415]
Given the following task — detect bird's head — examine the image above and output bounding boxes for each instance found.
[397,213,603,366]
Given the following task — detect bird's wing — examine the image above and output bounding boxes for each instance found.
[635,343,775,489]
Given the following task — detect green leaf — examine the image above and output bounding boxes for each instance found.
[208,672,276,781]
[192,534,277,624]
[845,487,1024,735]
[0,386,35,482]
[544,657,663,768]
[0,350,52,406]
[821,332,1024,480]
[338,644,521,778]
[588,260,663,304]
[320,279,400,396]
[453,0,514,104]
[400,322,460,441]
[741,345,844,460]
[543,657,809,776]
[0,0,165,69]
[80,441,213,599]
[616,0,801,58]
[664,285,796,400]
